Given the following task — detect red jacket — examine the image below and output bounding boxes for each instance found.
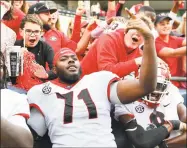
[81,29,141,77]
[3,8,25,40]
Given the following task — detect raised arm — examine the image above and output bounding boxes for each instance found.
[70,6,86,43]
[106,1,116,20]
[76,20,98,55]
[116,17,157,104]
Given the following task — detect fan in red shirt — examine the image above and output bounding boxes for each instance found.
[3,6,25,40]
[81,14,153,77]
[155,13,186,88]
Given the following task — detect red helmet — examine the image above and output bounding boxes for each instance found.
[141,62,171,107]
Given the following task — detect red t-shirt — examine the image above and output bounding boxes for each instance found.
[155,36,184,88]
[3,8,25,40]
[81,29,141,77]
[43,29,77,54]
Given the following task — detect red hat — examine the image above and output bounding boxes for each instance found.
[53,48,76,65]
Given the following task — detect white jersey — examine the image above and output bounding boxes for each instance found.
[1,89,30,130]
[104,18,127,34]
[1,23,16,55]
[27,71,121,147]
[115,83,184,140]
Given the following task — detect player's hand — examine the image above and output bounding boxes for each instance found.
[125,18,153,39]
[168,120,181,130]
[125,8,153,39]
[179,122,187,132]
[125,7,136,19]
[33,65,48,79]
[126,18,153,39]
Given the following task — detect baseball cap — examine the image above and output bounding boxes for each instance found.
[28,2,57,14]
[154,13,172,25]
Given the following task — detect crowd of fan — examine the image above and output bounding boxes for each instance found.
[1,0,186,148]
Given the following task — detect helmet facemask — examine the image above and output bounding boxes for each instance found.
[141,62,171,107]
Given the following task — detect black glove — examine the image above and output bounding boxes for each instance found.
[158,141,168,148]
[168,120,181,130]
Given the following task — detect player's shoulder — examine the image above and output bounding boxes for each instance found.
[1,89,27,105]
[167,83,179,91]
[2,89,26,99]
[85,71,119,80]
[28,81,58,96]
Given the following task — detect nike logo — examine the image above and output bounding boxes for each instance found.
[163,104,170,107]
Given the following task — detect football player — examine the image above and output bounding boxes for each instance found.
[0,51,33,147]
[115,63,186,148]
[27,16,157,147]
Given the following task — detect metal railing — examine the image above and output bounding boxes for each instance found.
[170,77,186,82]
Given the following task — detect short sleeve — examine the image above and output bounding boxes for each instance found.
[155,40,166,54]
[27,108,47,137]
[168,83,184,104]
[176,37,184,47]
[12,94,30,119]
[109,81,122,104]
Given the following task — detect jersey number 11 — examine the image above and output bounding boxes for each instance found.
[56,89,98,124]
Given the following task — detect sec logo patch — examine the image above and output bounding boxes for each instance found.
[42,84,52,94]
[135,105,144,113]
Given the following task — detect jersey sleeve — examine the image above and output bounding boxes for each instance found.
[27,84,45,116]
[12,93,30,120]
[168,83,184,104]
[114,103,134,121]
[27,85,48,137]
[27,108,47,137]
[99,71,122,104]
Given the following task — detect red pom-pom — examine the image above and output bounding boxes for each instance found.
[15,52,43,91]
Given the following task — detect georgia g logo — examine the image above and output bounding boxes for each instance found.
[42,83,52,94]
